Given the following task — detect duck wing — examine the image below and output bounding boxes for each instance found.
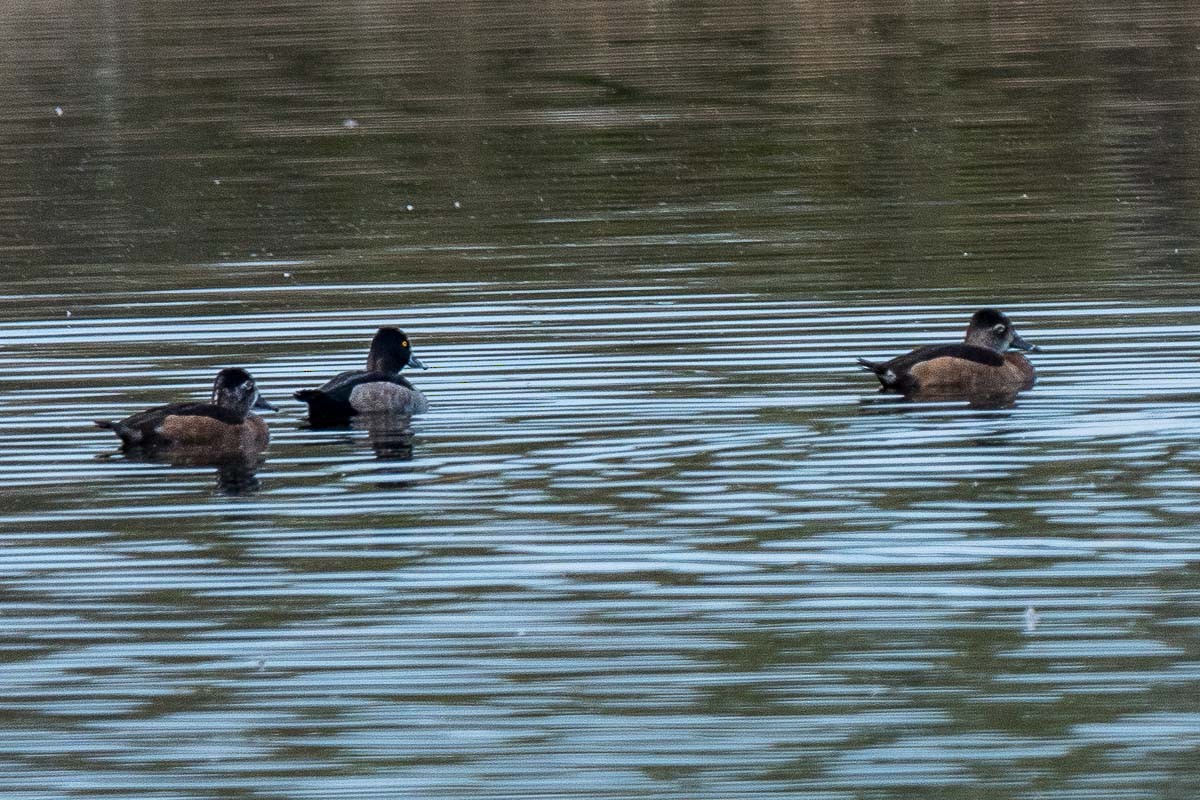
[95,402,241,446]
[858,344,1004,392]
[888,344,1005,371]
[295,370,416,423]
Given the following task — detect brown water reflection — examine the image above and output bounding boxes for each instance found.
[1,2,1200,798]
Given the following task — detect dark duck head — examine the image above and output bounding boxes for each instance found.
[366,327,428,374]
[211,367,276,418]
[962,309,1039,353]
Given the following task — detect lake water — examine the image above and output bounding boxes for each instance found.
[2,1,1200,797]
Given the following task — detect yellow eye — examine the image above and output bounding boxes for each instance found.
[402,340,409,347]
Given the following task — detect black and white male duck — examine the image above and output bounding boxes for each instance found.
[294,327,429,424]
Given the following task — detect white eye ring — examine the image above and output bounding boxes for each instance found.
[992,323,1007,335]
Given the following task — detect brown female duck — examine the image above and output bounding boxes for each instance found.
[857,309,1039,399]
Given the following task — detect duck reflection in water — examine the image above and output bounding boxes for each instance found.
[154,447,265,495]
[96,447,265,494]
[862,389,1024,411]
[301,414,418,490]
[306,413,416,458]
[857,309,1040,405]
[363,415,420,491]
[362,414,416,461]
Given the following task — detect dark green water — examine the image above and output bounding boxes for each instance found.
[1,2,1200,798]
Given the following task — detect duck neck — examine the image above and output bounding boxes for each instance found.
[964,329,1004,351]
[367,353,404,374]
[214,389,254,421]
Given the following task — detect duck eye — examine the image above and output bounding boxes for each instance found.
[402,340,409,347]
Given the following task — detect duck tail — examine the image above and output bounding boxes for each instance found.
[294,390,353,425]
[293,389,328,414]
[856,357,889,376]
[856,357,897,388]
[95,419,139,446]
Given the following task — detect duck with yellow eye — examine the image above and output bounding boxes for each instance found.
[857,309,1040,400]
[295,327,429,424]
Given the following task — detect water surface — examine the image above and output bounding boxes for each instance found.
[2,2,1200,798]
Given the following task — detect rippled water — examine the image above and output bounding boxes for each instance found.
[3,1,1200,798]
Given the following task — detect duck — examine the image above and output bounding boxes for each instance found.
[95,367,275,450]
[294,327,428,424]
[857,308,1039,399]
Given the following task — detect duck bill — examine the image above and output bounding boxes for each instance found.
[253,393,278,412]
[1009,333,1040,353]
[407,354,428,370]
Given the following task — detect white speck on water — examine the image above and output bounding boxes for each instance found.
[283,272,291,278]
[213,179,221,185]
[1021,193,1029,199]
[65,310,71,317]
[453,200,461,209]
[405,204,414,211]
[53,106,63,117]
[343,118,359,128]
[962,252,970,257]
[1024,606,1040,633]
